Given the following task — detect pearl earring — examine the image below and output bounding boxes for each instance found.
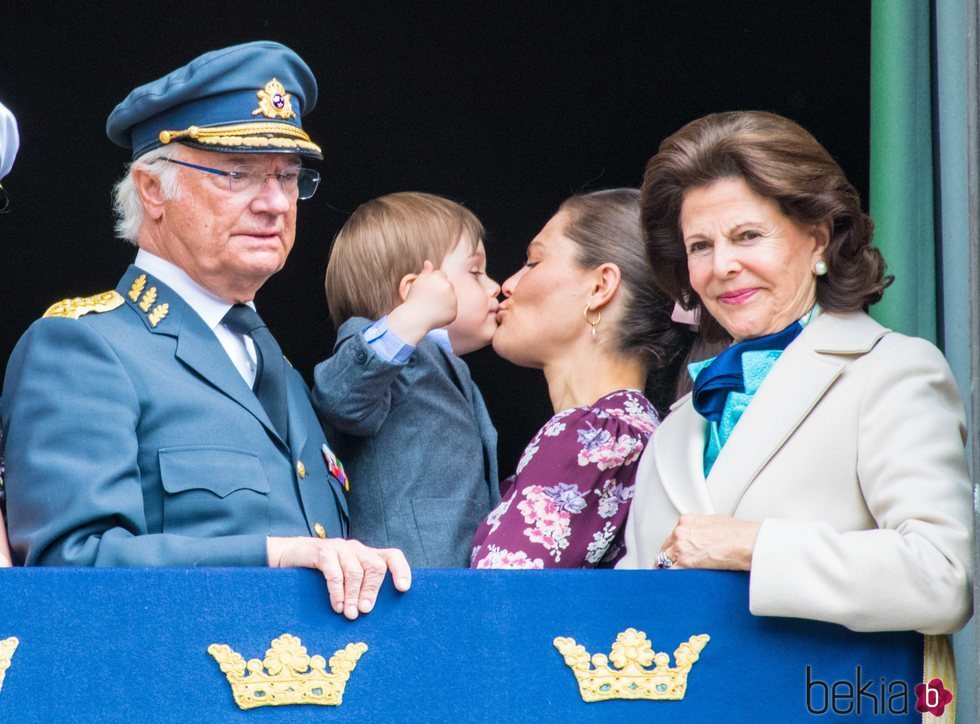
[583,305,602,339]
[814,260,828,276]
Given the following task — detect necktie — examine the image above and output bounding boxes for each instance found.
[222,304,289,440]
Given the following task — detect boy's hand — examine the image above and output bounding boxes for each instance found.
[387,260,458,344]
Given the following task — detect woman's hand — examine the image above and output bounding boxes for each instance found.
[658,514,761,571]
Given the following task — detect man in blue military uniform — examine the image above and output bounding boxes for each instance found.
[0,41,410,618]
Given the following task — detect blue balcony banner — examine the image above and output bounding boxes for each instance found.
[0,568,932,722]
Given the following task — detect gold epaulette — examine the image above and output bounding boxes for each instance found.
[43,290,125,319]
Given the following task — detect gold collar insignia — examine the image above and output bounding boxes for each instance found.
[128,274,147,302]
[127,274,170,327]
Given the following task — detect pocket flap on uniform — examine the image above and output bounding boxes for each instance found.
[159,446,271,498]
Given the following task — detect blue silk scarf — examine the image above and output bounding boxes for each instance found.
[689,318,807,475]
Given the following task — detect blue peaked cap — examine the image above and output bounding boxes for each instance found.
[106,41,322,160]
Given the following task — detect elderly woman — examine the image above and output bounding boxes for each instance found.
[470,189,692,569]
[618,111,972,637]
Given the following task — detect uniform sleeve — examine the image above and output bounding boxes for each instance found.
[1,319,268,567]
[470,401,652,569]
[311,320,406,437]
[749,337,973,634]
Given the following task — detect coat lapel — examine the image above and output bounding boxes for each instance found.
[439,346,500,504]
[652,395,717,515]
[117,266,283,444]
[285,383,308,463]
[173,307,284,445]
[705,344,843,513]
[704,312,888,514]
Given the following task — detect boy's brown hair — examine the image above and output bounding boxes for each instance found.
[325,191,484,328]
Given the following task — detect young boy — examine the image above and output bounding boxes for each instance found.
[313,192,501,567]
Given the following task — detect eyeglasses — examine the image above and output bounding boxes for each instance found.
[0,183,9,214]
[162,159,320,200]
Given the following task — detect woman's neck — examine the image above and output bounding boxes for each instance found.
[542,345,647,414]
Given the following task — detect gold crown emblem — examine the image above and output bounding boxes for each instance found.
[553,628,709,702]
[0,637,19,694]
[208,633,366,710]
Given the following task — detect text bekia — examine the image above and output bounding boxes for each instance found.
[805,666,951,716]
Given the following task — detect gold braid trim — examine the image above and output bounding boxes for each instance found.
[160,123,315,145]
[193,135,322,153]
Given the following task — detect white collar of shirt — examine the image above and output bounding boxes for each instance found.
[134,249,259,385]
[428,328,454,355]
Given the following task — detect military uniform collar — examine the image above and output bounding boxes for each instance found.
[134,249,256,332]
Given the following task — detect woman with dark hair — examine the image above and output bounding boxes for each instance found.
[619,111,972,638]
[470,189,693,568]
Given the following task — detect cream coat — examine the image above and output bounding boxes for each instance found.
[618,311,973,634]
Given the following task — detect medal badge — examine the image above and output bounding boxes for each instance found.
[322,444,349,491]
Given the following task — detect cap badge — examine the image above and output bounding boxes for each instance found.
[253,78,296,120]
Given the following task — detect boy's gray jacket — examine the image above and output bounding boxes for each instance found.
[312,316,499,567]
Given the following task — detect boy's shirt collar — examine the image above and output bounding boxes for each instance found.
[363,316,456,363]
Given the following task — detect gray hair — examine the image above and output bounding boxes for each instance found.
[112,145,182,244]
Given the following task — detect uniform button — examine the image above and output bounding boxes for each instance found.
[355,351,368,364]
[314,522,326,539]
[296,460,306,478]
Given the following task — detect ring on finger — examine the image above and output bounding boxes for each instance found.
[656,550,674,569]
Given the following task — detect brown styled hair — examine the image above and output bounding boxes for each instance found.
[559,189,694,415]
[641,111,891,342]
[325,192,484,328]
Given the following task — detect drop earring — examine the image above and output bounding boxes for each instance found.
[583,305,601,339]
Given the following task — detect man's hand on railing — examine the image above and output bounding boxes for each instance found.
[266,537,411,620]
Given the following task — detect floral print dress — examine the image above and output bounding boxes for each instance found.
[470,390,659,569]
